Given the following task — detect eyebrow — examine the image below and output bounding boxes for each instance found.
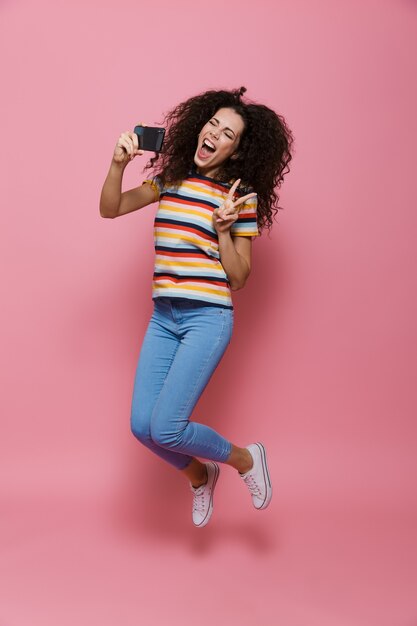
[212,117,237,137]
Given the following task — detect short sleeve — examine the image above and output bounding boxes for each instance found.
[230,193,260,238]
[142,175,164,201]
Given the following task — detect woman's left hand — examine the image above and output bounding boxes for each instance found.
[212,179,256,235]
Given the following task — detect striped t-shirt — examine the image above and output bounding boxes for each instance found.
[144,172,259,309]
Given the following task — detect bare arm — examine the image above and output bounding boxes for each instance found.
[212,178,256,290]
[99,160,157,218]
[218,233,252,290]
[99,127,158,218]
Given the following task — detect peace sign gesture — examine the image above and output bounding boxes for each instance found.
[213,179,257,235]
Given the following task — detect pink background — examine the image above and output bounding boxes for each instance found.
[1,0,417,624]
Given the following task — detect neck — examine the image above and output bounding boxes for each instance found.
[196,166,219,179]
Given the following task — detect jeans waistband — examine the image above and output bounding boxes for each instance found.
[154,296,233,311]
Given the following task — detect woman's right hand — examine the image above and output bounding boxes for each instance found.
[113,125,146,164]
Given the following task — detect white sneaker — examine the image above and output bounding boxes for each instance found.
[190,462,220,528]
[240,443,272,510]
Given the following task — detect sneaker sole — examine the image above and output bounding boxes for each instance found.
[253,442,272,510]
[195,462,220,528]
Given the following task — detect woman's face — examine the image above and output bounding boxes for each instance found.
[194,107,245,178]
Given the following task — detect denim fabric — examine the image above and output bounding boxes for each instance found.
[130,297,234,470]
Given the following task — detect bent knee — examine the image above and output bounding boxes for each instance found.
[130,411,152,443]
[150,422,183,449]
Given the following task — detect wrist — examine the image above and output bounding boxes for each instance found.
[217,229,232,241]
[111,158,128,172]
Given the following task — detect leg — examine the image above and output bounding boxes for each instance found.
[149,301,234,465]
[182,447,253,487]
[181,458,208,488]
[224,444,253,474]
[130,302,196,469]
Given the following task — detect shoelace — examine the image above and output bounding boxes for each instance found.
[191,486,206,513]
[242,473,262,496]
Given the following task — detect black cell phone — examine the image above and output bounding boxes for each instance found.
[133,125,165,152]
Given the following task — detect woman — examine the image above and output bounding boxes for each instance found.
[99,86,294,527]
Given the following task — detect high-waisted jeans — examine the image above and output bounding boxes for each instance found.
[130,297,234,470]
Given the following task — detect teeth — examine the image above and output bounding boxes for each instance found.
[203,139,215,150]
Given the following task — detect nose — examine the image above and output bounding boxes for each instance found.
[210,127,220,139]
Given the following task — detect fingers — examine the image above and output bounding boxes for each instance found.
[228,178,241,199]
[227,179,256,208]
[219,189,255,219]
[132,131,139,151]
[216,201,233,221]
[213,208,238,233]
[214,206,238,223]
[217,199,239,221]
[217,214,237,224]
[117,131,135,155]
[117,131,144,160]
[233,192,257,208]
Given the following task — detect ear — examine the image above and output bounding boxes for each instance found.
[230,152,239,160]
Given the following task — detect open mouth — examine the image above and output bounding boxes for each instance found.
[198,138,217,158]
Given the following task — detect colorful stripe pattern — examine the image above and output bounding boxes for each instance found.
[144,173,259,309]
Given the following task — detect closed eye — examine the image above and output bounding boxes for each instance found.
[209,118,235,140]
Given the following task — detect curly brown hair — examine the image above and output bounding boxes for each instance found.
[144,86,294,233]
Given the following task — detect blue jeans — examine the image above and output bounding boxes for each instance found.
[130,297,234,470]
